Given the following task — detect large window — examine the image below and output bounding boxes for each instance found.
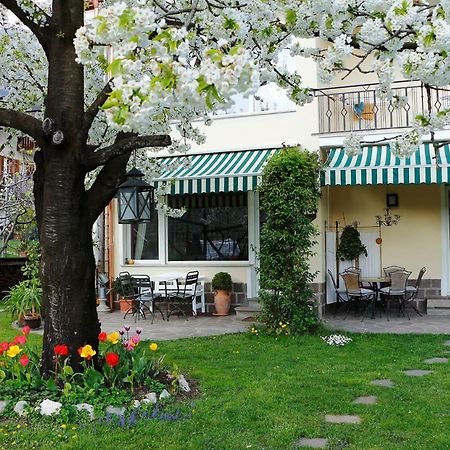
[168,193,248,261]
[129,220,159,260]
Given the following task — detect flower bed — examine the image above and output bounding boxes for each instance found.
[0,325,195,423]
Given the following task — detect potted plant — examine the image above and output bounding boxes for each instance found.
[337,224,368,263]
[211,272,232,316]
[112,277,134,313]
[4,278,43,328]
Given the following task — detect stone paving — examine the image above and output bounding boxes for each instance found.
[324,315,450,334]
[353,396,377,405]
[370,379,395,388]
[295,438,329,448]
[97,310,248,340]
[423,357,448,364]
[403,369,433,377]
[325,414,361,424]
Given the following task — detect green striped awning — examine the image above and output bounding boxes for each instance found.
[154,149,280,194]
[321,143,450,186]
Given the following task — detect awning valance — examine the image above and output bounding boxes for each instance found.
[321,143,450,186]
[154,149,280,194]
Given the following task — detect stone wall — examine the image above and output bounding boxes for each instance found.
[203,282,247,314]
[311,282,327,317]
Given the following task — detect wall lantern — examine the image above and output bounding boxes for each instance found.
[117,167,154,223]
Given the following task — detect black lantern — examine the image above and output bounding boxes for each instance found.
[117,167,154,223]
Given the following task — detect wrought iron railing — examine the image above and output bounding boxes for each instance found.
[316,81,450,134]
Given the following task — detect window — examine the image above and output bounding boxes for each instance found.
[129,219,159,260]
[167,193,248,261]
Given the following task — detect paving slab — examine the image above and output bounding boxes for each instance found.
[444,340,450,346]
[353,395,377,405]
[404,369,433,377]
[325,414,361,424]
[424,357,448,364]
[371,379,394,388]
[295,438,329,448]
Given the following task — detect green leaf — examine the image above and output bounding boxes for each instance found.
[285,9,297,26]
[64,365,74,376]
[107,59,123,77]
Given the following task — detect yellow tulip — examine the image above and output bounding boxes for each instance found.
[149,343,158,352]
[6,345,22,358]
[107,332,120,344]
[79,345,96,360]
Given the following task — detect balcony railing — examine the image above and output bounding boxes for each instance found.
[316,81,450,134]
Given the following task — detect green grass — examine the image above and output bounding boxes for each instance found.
[0,312,450,449]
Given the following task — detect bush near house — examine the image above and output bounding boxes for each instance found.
[258,146,321,334]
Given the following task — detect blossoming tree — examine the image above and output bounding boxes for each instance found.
[1,0,449,373]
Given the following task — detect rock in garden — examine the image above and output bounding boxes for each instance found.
[0,400,9,414]
[39,399,62,416]
[294,438,328,448]
[105,405,126,417]
[142,393,157,404]
[132,400,141,409]
[76,403,95,420]
[424,357,448,364]
[178,374,191,392]
[159,389,171,400]
[13,401,28,416]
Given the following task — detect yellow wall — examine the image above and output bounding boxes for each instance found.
[325,184,443,279]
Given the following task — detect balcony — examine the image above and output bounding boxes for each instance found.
[316,81,450,135]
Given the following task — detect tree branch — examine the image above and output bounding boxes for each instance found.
[83,133,172,168]
[0,108,43,145]
[83,80,112,136]
[0,0,50,51]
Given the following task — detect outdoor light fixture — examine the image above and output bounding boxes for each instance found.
[117,167,154,223]
[375,208,400,227]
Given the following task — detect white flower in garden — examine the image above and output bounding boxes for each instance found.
[321,335,352,346]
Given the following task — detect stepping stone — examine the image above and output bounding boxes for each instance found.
[295,438,328,448]
[404,369,433,377]
[353,395,377,405]
[444,340,450,346]
[371,379,394,388]
[325,414,361,424]
[424,357,448,364]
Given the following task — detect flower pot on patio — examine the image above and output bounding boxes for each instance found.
[212,272,232,316]
[119,298,134,313]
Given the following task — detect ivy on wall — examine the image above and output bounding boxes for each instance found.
[257,146,321,334]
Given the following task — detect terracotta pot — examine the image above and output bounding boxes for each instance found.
[213,290,231,316]
[119,298,134,313]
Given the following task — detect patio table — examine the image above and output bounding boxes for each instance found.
[359,276,390,319]
[152,272,207,316]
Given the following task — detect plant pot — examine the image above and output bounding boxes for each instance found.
[213,290,231,316]
[119,298,134,313]
[23,314,41,329]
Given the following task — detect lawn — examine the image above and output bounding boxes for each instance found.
[0,312,449,450]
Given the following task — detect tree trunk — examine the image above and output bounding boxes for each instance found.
[37,152,101,374]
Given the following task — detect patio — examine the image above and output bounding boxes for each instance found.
[97,311,249,340]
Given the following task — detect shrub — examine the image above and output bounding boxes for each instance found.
[257,146,320,334]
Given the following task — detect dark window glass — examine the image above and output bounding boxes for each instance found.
[168,193,248,261]
[130,218,159,260]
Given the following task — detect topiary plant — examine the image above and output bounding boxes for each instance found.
[211,272,232,292]
[338,225,368,261]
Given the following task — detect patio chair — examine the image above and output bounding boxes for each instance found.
[167,271,199,320]
[403,267,426,317]
[131,274,165,322]
[383,265,405,277]
[380,269,412,319]
[340,271,376,320]
[119,273,156,322]
[327,269,348,316]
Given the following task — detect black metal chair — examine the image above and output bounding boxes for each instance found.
[340,271,376,320]
[167,271,199,320]
[131,274,165,322]
[404,267,426,317]
[327,269,348,315]
[380,269,412,320]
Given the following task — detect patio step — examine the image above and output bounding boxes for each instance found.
[427,299,450,316]
[234,300,261,319]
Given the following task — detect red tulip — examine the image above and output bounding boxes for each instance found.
[19,354,29,366]
[105,352,120,367]
[54,344,69,357]
[22,326,31,335]
[14,335,27,345]
[98,332,107,342]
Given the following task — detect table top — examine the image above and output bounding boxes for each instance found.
[151,272,207,282]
